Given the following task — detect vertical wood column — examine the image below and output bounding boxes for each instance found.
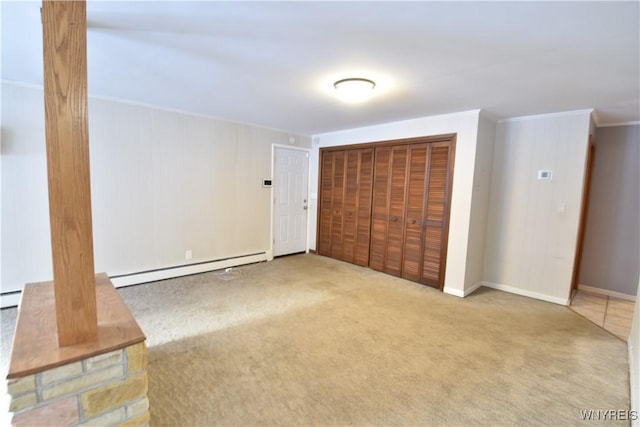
[42,0,98,346]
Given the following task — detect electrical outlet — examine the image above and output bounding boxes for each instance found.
[185,250,193,260]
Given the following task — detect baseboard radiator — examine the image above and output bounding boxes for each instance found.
[0,251,272,309]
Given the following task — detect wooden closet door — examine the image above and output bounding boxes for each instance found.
[317,151,335,257]
[402,144,429,282]
[317,148,373,265]
[422,142,453,287]
[342,149,373,264]
[370,145,409,276]
[329,151,346,259]
[370,147,389,271]
[353,148,373,266]
[386,146,409,276]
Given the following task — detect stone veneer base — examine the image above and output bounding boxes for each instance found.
[6,275,149,426]
[8,342,149,426]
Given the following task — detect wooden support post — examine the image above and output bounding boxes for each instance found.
[42,0,98,346]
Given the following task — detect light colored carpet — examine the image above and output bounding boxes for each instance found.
[1,253,631,426]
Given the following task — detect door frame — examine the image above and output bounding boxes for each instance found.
[570,135,596,299]
[270,144,312,258]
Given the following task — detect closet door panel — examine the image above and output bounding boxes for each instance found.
[385,146,409,276]
[342,150,360,262]
[402,144,428,282]
[370,147,391,272]
[318,152,335,257]
[422,144,451,287]
[354,148,374,266]
[330,151,346,259]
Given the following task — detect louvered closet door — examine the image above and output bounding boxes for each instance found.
[402,144,429,282]
[369,147,391,272]
[370,145,409,277]
[422,142,452,287]
[318,151,335,257]
[317,148,373,265]
[343,148,373,266]
[329,151,346,259]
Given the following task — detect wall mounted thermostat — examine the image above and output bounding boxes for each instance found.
[262,179,272,188]
[537,170,552,180]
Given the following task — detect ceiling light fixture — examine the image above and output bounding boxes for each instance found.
[334,78,376,103]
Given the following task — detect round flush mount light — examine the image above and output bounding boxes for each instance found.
[334,78,376,103]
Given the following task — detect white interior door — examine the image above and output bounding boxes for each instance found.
[273,147,309,257]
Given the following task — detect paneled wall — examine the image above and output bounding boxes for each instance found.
[483,110,591,304]
[1,81,310,298]
[579,124,639,297]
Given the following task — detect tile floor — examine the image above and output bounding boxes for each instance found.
[570,290,636,341]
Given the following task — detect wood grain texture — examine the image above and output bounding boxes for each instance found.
[317,148,373,266]
[42,0,97,345]
[317,135,455,289]
[7,274,146,379]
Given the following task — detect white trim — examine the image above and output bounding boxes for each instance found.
[443,287,465,298]
[596,121,640,128]
[465,281,484,296]
[482,281,569,306]
[111,252,268,288]
[443,281,484,298]
[1,293,22,309]
[271,144,312,257]
[578,284,637,302]
[1,79,308,137]
[497,109,594,124]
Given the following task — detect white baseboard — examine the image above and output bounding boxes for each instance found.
[0,252,270,308]
[464,281,484,296]
[443,287,465,298]
[482,281,569,306]
[111,252,269,288]
[578,284,637,302]
[444,281,485,298]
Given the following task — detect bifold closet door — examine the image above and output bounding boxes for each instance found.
[370,145,409,277]
[370,141,453,287]
[320,136,454,289]
[402,144,429,282]
[342,149,373,266]
[317,148,373,266]
[318,150,339,258]
[421,142,453,287]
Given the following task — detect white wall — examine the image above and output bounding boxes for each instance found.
[463,113,496,294]
[483,110,591,305]
[1,83,51,294]
[1,81,310,299]
[310,110,485,297]
[579,125,639,297]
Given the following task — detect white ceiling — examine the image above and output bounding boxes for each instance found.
[2,1,639,135]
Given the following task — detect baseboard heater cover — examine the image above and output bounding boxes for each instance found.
[1,252,271,308]
[110,252,270,288]
[1,291,22,309]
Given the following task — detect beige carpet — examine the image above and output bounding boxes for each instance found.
[1,254,631,426]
